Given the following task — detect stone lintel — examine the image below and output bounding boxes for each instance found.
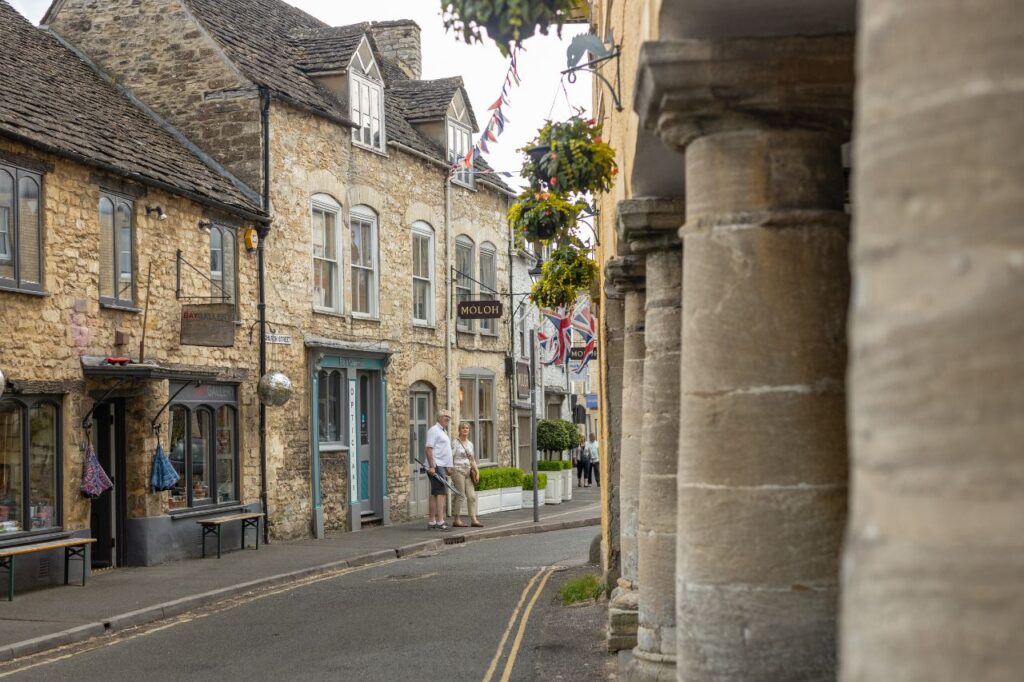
[616,197,685,254]
[604,255,647,298]
[634,35,854,151]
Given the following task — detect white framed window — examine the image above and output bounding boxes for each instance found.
[479,242,498,335]
[350,205,378,317]
[411,221,434,325]
[459,370,496,462]
[311,193,342,313]
[349,38,385,152]
[455,236,474,332]
[448,120,473,188]
[99,192,134,308]
[318,369,346,445]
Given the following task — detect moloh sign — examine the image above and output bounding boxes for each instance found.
[457,300,503,320]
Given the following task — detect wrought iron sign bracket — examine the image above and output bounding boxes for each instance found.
[563,31,624,112]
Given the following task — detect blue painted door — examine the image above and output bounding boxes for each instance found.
[356,370,379,518]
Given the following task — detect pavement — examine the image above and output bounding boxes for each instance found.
[0,486,600,663]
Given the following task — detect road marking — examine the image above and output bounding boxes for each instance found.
[481,566,545,682]
[0,560,396,679]
[498,566,558,682]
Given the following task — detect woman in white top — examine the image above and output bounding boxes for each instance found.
[451,422,482,528]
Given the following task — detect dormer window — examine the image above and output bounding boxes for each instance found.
[447,91,474,188]
[349,37,385,152]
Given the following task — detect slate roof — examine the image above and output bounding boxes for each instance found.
[291,23,369,74]
[389,77,479,133]
[0,1,262,217]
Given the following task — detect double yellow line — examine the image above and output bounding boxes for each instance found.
[482,564,561,682]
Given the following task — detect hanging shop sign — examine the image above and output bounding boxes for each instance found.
[457,300,503,320]
[569,347,586,360]
[515,360,530,402]
[180,303,235,347]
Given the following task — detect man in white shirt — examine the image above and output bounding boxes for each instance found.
[586,433,600,487]
[424,409,453,530]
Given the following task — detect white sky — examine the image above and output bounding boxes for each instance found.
[9,0,591,191]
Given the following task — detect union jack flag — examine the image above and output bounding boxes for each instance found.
[540,308,572,366]
[571,301,596,344]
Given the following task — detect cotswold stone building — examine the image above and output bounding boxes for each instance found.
[45,0,516,538]
[590,0,1022,680]
[0,1,265,583]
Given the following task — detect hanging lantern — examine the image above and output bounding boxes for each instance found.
[0,367,6,399]
[258,370,293,407]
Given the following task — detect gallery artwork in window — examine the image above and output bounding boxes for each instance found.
[0,162,43,292]
[0,398,60,535]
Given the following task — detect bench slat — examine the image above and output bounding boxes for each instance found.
[196,512,264,526]
[0,538,96,558]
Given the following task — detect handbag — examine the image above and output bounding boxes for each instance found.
[470,466,480,485]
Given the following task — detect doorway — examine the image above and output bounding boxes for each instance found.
[355,370,382,519]
[90,400,127,569]
[408,384,433,518]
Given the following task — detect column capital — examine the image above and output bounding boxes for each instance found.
[616,197,685,254]
[635,35,854,151]
[604,255,646,298]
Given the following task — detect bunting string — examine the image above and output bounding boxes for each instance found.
[453,49,522,175]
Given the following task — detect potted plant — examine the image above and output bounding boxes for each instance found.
[507,191,585,244]
[476,467,525,515]
[522,116,618,195]
[530,244,599,309]
[441,0,585,56]
[521,471,548,507]
[537,460,563,503]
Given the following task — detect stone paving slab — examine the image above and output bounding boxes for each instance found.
[0,487,600,662]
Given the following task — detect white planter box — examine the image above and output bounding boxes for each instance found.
[562,469,573,501]
[546,473,563,504]
[500,486,523,512]
[476,488,501,516]
[522,488,546,507]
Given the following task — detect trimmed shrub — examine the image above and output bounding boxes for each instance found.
[561,460,574,470]
[537,460,563,472]
[536,419,565,453]
[521,471,548,491]
[476,467,525,491]
[558,420,580,450]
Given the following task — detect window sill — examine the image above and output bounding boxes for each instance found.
[169,501,245,519]
[313,307,347,320]
[319,443,349,453]
[0,283,48,297]
[351,314,380,323]
[353,141,389,157]
[451,179,476,192]
[412,321,436,330]
[0,529,69,548]
[100,299,141,313]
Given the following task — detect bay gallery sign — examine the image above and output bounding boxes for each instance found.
[180,303,235,347]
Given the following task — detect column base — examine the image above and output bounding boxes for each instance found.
[608,584,639,652]
[624,647,676,682]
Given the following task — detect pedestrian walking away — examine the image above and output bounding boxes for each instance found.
[586,433,600,487]
[450,422,483,528]
[576,433,590,487]
[424,410,454,530]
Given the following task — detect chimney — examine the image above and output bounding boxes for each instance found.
[369,20,422,80]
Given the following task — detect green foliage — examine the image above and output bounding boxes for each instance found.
[536,418,566,453]
[441,0,584,56]
[558,420,580,452]
[561,459,574,470]
[537,460,563,471]
[507,191,585,245]
[559,574,606,604]
[530,244,598,309]
[521,471,548,490]
[476,467,526,491]
[522,116,618,196]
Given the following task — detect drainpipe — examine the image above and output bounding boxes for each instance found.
[445,175,454,415]
[506,194,516,466]
[258,87,271,545]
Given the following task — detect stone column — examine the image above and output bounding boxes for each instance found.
[601,279,625,590]
[605,252,646,653]
[637,36,854,680]
[844,2,1024,680]
[620,198,686,680]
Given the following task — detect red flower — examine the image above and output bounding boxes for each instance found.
[550,176,558,186]
[587,118,596,126]
[594,136,603,144]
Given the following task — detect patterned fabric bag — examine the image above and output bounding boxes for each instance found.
[150,444,180,492]
[80,443,114,498]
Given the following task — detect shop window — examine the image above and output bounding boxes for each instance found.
[99,192,134,308]
[318,369,346,445]
[411,222,434,325]
[350,206,378,317]
[409,383,433,464]
[312,194,342,314]
[0,163,43,293]
[459,370,495,462]
[0,397,60,536]
[479,242,497,335]
[455,236,474,332]
[167,387,238,510]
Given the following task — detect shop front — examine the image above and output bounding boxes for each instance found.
[309,343,390,534]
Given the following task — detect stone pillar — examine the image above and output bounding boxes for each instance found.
[637,36,854,680]
[605,253,646,653]
[844,2,1024,680]
[620,198,686,680]
[601,281,625,590]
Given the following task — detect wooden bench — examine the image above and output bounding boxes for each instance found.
[197,512,263,559]
[0,538,97,601]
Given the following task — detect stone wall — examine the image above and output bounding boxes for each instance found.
[369,21,422,81]
[48,0,264,189]
[0,137,261,536]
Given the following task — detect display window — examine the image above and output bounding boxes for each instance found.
[0,397,61,536]
[165,383,238,511]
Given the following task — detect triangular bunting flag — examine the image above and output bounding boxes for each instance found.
[488,95,504,111]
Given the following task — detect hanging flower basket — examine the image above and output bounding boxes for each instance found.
[441,0,586,56]
[530,244,598,309]
[507,191,584,244]
[521,116,617,195]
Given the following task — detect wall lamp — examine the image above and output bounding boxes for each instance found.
[197,220,212,232]
[145,205,167,221]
